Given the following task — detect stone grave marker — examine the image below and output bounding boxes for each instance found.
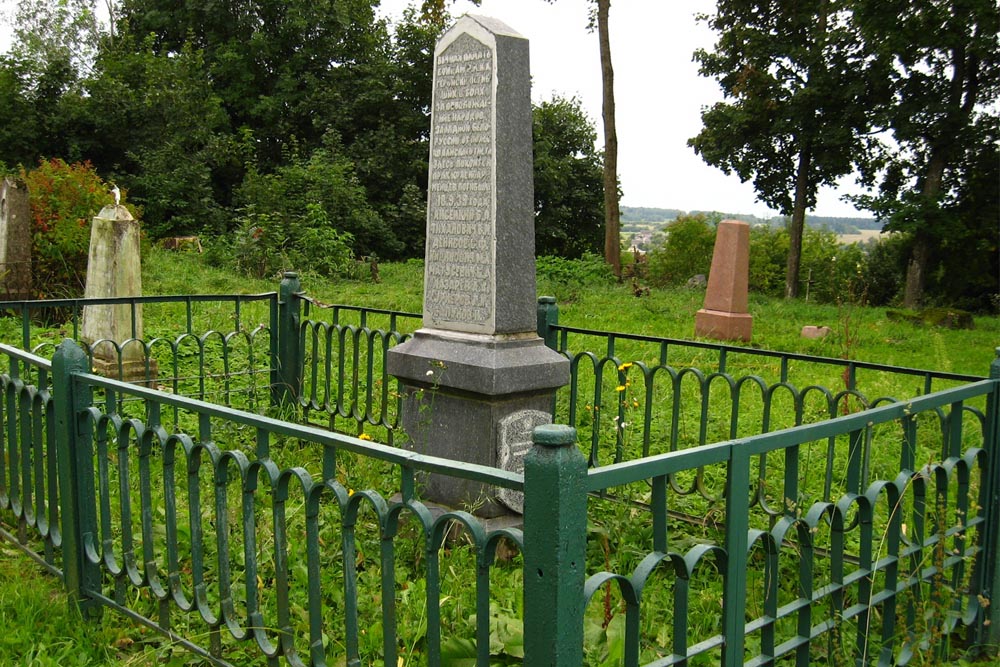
[387,15,568,517]
[0,177,32,300]
[80,204,157,383]
[695,219,753,342]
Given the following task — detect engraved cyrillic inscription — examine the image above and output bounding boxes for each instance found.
[425,33,495,329]
[496,410,552,514]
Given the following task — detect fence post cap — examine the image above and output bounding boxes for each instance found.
[533,423,576,447]
[282,271,299,280]
[537,296,557,305]
[55,337,86,360]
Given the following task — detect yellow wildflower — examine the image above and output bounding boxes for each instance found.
[616,385,626,393]
[358,433,373,441]
[618,362,633,371]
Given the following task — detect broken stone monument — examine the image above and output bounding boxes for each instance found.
[80,204,157,383]
[0,177,32,300]
[387,15,569,517]
[695,219,753,342]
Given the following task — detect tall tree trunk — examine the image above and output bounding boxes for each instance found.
[902,42,973,309]
[903,146,947,307]
[785,143,811,298]
[597,0,620,278]
[903,232,931,308]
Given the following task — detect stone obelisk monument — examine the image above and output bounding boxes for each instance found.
[80,204,157,382]
[387,15,569,517]
[694,219,753,342]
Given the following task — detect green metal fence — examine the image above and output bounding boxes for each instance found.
[0,290,277,409]
[1,278,999,665]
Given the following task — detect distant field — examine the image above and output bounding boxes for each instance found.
[837,228,886,244]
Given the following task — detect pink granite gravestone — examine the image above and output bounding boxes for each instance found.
[695,219,753,342]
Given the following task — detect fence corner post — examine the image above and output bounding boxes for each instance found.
[981,347,1000,648]
[274,272,302,408]
[523,424,586,666]
[52,338,100,617]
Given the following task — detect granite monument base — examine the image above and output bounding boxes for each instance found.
[387,329,568,517]
[695,308,753,342]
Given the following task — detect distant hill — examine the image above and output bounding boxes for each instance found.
[621,206,880,235]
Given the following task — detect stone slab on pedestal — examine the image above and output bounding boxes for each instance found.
[80,205,157,383]
[695,219,753,342]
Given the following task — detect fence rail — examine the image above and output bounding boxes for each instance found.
[1,276,998,666]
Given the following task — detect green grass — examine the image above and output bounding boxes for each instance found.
[1,249,997,665]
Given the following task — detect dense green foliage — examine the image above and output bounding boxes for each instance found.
[0,0,606,273]
[22,158,116,298]
[533,96,605,258]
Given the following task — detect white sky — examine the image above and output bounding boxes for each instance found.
[379,0,866,218]
[0,0,867,218]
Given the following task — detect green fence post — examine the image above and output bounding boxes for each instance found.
[982,348,1000,648]
[722,442,751,667]
[274,272,302,408]
[52,338,100,617]
[523,424,586,666]
[537,296,559,351]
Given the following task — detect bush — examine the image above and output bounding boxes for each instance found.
[21,158,115,298]
[748,225,789,297]
[536,252,615,291]
[229,204,356,279]
[646,214,717,287]
[236,135,399,259]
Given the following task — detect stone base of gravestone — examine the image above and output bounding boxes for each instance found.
[88,354,158,386]
[695,219,753,342]
[388,330,567,517]
[694,309,753,342]
[80,205,158,383]
[0,177,32,300]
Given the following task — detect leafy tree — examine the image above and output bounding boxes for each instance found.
[689,0,886,298]
[9,0,104,82]
[344,8,440,259]
[851,0,1000,307]
[0,56,42,168]
[118,0,392,174]
[0,0,106,166]
[84,34,234,237]
[533,96,605,258]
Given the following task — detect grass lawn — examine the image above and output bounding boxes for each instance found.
[1,248,996,665]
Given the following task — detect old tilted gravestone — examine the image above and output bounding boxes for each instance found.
[80,204,157,383]
[387,15,569,517]
[694,219,753,342]
[0,177,32,300]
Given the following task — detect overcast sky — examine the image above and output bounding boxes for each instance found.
[0,0,867,218]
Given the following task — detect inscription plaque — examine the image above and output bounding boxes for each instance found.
[425,32,496,330]
[496,409,551,514]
